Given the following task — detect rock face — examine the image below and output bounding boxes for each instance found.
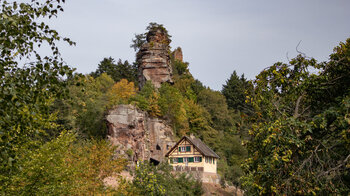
[173,47,183,62]
[106,105,176,164]
[137,29,173,89]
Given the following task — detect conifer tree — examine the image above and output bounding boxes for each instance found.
[222,71,252,113]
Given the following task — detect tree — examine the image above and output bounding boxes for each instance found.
[8,131,126,195]
[184,99,211,136]
[107,79,136,106]
[158,83,189,136]
[0,0,74,192]
[130,22,172,52]
[91,57,138,84]
[216,132,247,186]
[197,88,233,132]
[91,57,116,78]
[55,73,115,138]
[241,40,350,195]
[132,161,202,196]
[222,71,253,113]
[131,81,161,117]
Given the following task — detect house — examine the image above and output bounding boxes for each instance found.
[165,135,220,174]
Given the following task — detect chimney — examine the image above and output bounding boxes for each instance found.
[190,134,195,139]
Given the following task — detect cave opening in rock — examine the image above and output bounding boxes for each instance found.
[150,158,160,166]
[156,144,161,150]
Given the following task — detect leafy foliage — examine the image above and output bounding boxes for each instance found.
[5,5,348,194]
[1,2,127,194]
[132,161,203,196]
[159,83,189,136]
[91,57,138,84]
[197,88,233,132]
[107,79,136,106]
[131,22,172,52]
[54,73,115,138]
[6,131,126,195]
[222,71,253,114]
[0,0,74,190]
[131,81,161,117]
[241,40,350,195]
[172,59,190,76]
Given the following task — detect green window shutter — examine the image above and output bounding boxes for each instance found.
[199,157,202,162]
[178,158,183,163]
[189,157,194,162]
[179,147,181,152]
[186,146,191,152]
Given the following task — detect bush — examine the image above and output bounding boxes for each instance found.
[132,161,203,196]
[4,131,127,195]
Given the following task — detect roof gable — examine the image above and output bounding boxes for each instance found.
[165,136,220,158]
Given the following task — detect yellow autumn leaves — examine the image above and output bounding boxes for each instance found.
[107,79,136,106]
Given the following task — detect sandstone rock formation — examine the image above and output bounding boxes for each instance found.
[137,28,173,89]
[173,47,183,62]
[106,105,176,164]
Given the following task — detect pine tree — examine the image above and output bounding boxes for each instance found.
[222,71,252,113]
[91,58,138,84]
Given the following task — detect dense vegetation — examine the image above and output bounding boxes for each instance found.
[0,1,200,195]
[1,0,349,195]
[241,41,350,195]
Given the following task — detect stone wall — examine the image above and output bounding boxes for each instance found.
[172,166,221,184]
[106,105,176,164]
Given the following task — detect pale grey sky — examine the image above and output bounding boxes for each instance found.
[48,0,350,90]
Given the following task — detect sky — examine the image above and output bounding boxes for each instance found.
[47,0,350,90]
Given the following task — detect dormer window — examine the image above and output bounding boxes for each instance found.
[179,146,191,152]
[186,146,191,152]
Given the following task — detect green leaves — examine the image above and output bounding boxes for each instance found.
[0,0,75,63]
[6,131,126,195]
[0,0,76,193]
[222,71,253,113]
[241,40,350,195]
[132,161,202,196]
[54,74,115,138]
[130,22,172,52]
[91,57,138,85]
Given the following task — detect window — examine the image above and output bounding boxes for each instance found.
[205,157,208,163]
[178,157,183,163]
[173,158,178,163]
[194,156,202,162]
[186,146,191,152]
[184,157,189,163]
[213,159,215,164]
[209,157,212,164]
[178,146,191,152]
[188,157,194,162]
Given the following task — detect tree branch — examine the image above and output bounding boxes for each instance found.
[293,93,306,118]
[318,154,350,178]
